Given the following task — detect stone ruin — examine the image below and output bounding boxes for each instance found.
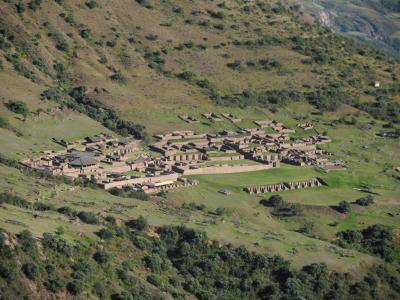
[245,178,323,194]
[178,115,200,123]
[297,123,314,130]
[139,178,199,194]
[222,113,241,123]
[202,112,223,122]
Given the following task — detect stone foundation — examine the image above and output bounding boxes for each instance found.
[142,180,198,194]
[245,178,323,194]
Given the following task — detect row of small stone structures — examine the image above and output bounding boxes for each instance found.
[245,178,323,194]
[143,179,199,194]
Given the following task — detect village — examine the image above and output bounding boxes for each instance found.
[19,113,344,194]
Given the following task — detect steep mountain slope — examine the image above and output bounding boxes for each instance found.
[0,0,398,139]
[297,0,400,57]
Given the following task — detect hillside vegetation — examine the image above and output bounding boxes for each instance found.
[0,1,399,299]
[0,0,399,136]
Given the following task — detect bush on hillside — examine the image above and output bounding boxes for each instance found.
[355,195,374,206]
[85,0,97,9]
[5,100,29,117]
[336,224,395,262]
[337,201,351,214]
[0,192,30,208]
[265,195,284,207]
[77,211,99,224]
[110,71,127,84]
[93,250,110,264]
[28,0,42,11]
[21,262,39,280]
[126,216,148,231]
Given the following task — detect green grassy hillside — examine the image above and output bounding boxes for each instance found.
[0,0,399,299]
[0,0,399,134]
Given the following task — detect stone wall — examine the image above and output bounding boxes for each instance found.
[165,152,204,162]
[143,180,198,194]
[207,155,244,161]
[101,173,179,190]
[245,178,322,194]
[180,163,276,175]
[104,164,132,174]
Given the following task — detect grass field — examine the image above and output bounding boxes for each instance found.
[0,99,399,275]
[0,111,114,159]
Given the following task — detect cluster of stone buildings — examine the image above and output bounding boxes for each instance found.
[20,117,339,194]
[20,134,139,179]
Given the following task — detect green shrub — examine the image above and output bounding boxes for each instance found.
[182,202,206,211]
[266,195,283,207]
[177,71,195,81]
[126,216,148,231]
[0,263,17,281]
[0,192,30,208]
[67,280,84,295]
[53,61,66,80]
[33,202,54,211]
[145,34,158,41]
[85,0,97,9]
[97,228,114,240]
[337,225,395,261]
[173,7,183,14]
[5,100,29,116]
[111,291,135,300]
[46,277,65,292]
[196,79,211,89]
[0,234,13,259]
[147,274,162,287]
[80,29,91,40]
[337,201,351,214]
[21,262,39,280]
[77,211,99,224]
[41,86,67,102]
[15,2,25,14]
[215,207,226,216]
[109,187,149,200]
[110,71,127,84]
[28,0,42,11]
[143,254,163,272]
[98,55,107,64]
[55,40,69,52]
[57,206,78,217]
[298,222,314,234]
[42,233,74,256]
[207,10,224,19]
[227,60,242,69]
[93,250,110,264]
[271,203,302,217]
[355,195,374,206]
[6,54,36,81]
[106,40,117,47]
[17,230,36,254]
